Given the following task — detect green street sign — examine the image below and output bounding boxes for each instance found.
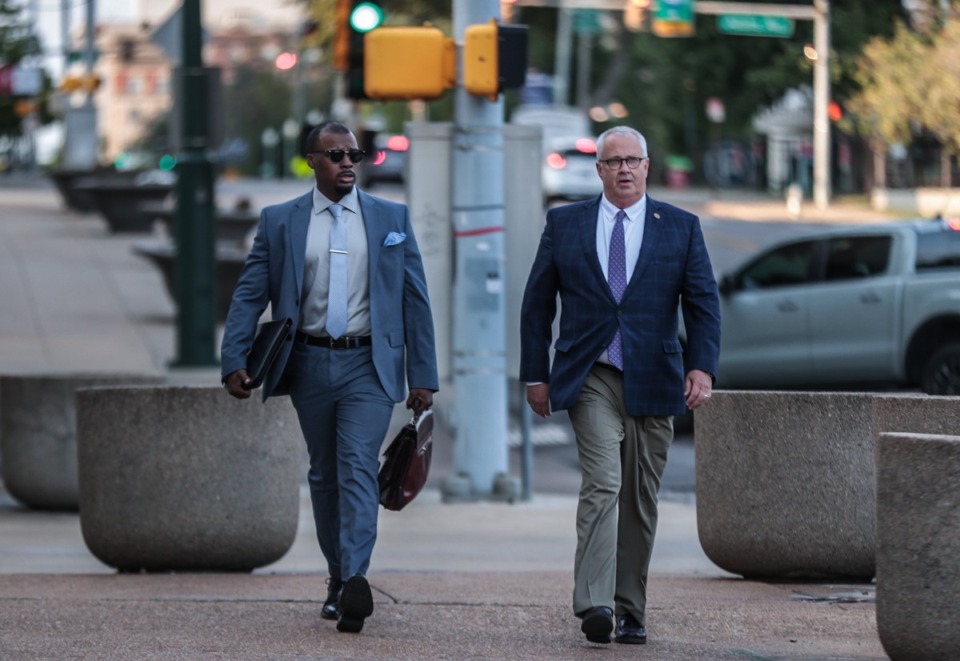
[653,0,695,37]
[655,0,694,22]
[573,9,601,35]
[717,14,795,38]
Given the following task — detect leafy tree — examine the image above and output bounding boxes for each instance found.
[0,0,48,138]
[845,2,960,189]
[918,16,960,185]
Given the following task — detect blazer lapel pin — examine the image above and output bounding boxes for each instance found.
[383,231,407,247]
[653,212,661,219]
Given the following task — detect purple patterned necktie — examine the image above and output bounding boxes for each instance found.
[608,209,627,370]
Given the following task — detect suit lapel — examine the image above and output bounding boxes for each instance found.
[578,197,610,298]
[289,191,313,301]
[358,191,382,282]
[625,197,664,297]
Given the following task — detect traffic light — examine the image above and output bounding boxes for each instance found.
[624,0,651,32]
[365,27,455,100]
[59,73,101,94]
[334,0,385,99]
[828,100,843,123]
[463,19,528,101]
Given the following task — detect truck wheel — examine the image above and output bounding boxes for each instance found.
[921,343,960,395]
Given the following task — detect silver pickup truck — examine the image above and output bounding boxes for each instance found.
[711,219,960,395]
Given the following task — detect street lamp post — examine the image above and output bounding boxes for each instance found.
[172,0,217,367]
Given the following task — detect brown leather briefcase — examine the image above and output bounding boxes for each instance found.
[378,409,433,511]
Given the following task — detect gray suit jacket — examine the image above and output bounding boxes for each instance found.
[221,189,439,402]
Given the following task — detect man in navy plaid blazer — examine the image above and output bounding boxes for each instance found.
[520,126,721,646]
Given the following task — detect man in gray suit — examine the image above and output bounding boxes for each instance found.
[221,121,439,634]
[520,126,720,645]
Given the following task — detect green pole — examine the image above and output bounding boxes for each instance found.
[173,0,217,367]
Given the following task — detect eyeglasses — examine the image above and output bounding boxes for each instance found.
[310,149,366,164]
[598,156,647,170]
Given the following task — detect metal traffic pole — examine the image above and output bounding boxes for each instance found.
[172,0,218,367]
[441,0,517,502]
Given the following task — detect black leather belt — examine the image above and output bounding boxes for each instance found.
[295,331,372,349]
[594,361,623,374]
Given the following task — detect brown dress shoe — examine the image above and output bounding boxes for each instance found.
[580,606,614,644]
[615,612,647,645]
[321,578,343,620]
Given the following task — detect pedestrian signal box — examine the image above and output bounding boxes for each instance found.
[364,26,455,100]
[463,20,528,101]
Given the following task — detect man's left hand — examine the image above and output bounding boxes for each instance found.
[685,369,713,410]
[406,388,434,416]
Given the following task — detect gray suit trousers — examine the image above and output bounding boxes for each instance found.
[568,363,673,626]
[287,342,394,581]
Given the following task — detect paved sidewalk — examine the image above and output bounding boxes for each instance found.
[0,177,888,659]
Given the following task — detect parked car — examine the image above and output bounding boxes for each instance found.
[511,104,601,202]
[703,218,960,395]
[366,134,408,186]
[541,136,602,202]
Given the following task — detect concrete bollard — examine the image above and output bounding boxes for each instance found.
[876,432,960,661]
[76,386,301,572]
[0,373,164,510]
[695,391,877,579]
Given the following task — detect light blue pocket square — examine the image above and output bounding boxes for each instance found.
[383,232,407,247]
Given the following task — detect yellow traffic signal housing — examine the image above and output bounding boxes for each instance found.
[59,76,83,93]
[464,21,498,100]
[463,19,528,101]
[82,74,102,92]
[364,26,455,100]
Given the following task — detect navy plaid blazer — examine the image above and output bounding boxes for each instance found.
[519,195,721,417]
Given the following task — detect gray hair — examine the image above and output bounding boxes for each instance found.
[596,126,648,160]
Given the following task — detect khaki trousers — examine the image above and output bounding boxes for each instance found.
[568,364,673,626]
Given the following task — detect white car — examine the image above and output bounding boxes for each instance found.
[511,105,602,202]
[541,136,602,202]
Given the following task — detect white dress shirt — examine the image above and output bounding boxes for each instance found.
[301,187,371,337]
[595,193,646,366]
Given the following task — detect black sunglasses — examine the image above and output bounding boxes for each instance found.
[310,149,366,164]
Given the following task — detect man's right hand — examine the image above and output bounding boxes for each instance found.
[526,383,551,418]
[224,369,253,399]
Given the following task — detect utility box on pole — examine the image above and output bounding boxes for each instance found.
[405,121,455,383]
[404,122,542,384]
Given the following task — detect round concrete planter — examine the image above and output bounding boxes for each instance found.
[695,391,876,579]
[0,373,164,510]
[876,432,960,661]
[76,386,301,572]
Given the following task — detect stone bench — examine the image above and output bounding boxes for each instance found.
[132,241,247,323]
[695,391,878,579]
[46,168,142,213]
[876,431,960,661]
[696,391,960,580]
[142,202,259,248]
[73,180,174,233]
[0,374,164,510]
[76,385,301,572]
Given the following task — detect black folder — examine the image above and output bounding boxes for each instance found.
[244,318,292,390]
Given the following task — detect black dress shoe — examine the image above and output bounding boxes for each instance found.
[337,575,374,633]
[321,578,343,620]
[580,606,614,644]
[615,613,647,645]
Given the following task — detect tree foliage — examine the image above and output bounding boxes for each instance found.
[0,0,45,137]
[846,3,960,158]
